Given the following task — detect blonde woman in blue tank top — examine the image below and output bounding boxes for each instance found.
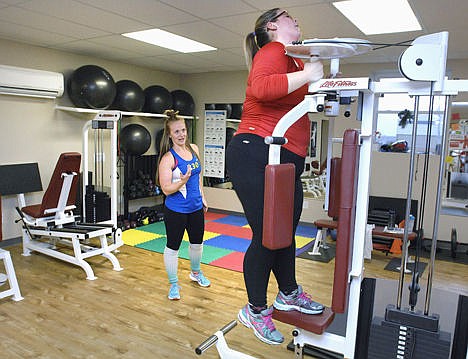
[157,110,210,300]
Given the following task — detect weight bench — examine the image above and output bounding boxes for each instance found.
[16,152,123,280]
[271,129,362,356]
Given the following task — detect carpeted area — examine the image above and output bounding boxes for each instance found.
[122,211,317,273]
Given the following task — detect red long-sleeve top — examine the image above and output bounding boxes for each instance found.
[237,41,310,157]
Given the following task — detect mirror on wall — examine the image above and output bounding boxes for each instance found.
[445,102,467,205]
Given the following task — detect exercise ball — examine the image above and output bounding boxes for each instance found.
[120,124,151,156]
[111,80,144,112]
[67,65,116,109]
[230,103,243,119]
[143,85,172,114]
[171,89,195,116]
[205,104,216,110]
[215,104,232,119]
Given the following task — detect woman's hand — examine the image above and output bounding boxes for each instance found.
[287,58,324,93]
[303,59,324,83]
[180,165,192,184]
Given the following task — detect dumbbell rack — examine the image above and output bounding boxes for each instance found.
[122,153,163,218]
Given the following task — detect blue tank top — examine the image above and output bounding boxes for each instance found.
[164,148,203,213]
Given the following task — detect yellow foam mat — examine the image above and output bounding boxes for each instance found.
[123,229,163,246]
[295,235,314,249]
[182,230,220,242]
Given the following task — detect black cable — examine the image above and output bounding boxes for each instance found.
[294,39,414,49]
[414,82,435,274]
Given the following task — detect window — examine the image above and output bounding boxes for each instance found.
[374,77,447,154]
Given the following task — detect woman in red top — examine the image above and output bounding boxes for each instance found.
[226,8,325,345]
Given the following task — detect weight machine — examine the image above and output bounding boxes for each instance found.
[15,112,124,280]
[196,32,468,358]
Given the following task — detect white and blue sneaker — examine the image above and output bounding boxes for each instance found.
[273,285,324,314]
[238,304,284,345]
[189,271,211,287]
[168,283,181,300]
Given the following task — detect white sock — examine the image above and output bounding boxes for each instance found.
[163,247,179,284]
[189,243,203,273]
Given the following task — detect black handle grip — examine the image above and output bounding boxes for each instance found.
[264,136,288,145]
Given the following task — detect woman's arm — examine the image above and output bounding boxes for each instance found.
[249,42,323,101]
[286,60,323,93]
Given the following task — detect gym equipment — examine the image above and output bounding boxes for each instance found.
[171,89,195,116]
[269,33,468,358]
[215,103,232,119]
[143,85,173,114]
[67,64,116,109]
[0,249,23,301]
[16,152,123,280]
[309,157,341,257]
[110,79,145,112]
[120,123,152,156]
[449,227,467,258]
[230,103,243,119]
[82,112,122,229]
[195,320,256,359]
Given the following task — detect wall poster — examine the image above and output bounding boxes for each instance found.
[203,110,226,178]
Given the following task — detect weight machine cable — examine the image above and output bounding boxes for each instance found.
[408,82,435,311]
[397,95,420,310]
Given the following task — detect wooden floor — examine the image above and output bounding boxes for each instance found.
[0,241,467,359]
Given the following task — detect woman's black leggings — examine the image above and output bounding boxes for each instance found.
[226,133,304,307]
[164,207,204,250]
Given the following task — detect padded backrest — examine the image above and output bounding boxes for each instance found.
[331,129,360,313]
[327,157,341,219]
[38,152,81,216]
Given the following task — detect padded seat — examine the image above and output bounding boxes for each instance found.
[313,219,338,230]
[21,152,81,219]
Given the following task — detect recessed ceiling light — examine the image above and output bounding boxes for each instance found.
[122,29,217,53]
[333,0,422,35]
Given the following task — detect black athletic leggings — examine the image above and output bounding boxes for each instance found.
[226,133,304,307]
[164,206,204,250]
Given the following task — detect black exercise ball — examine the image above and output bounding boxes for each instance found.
[143,85,173,114]
[230,103,243,119]
[120,124,151,156]
[205,104,216,110]
[171,89,195,116]
[215,103,232,119]
[67,65,116,109]
[111,80,144,112]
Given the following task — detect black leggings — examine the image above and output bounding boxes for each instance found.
[164,207,204,250]
[226,133,304,307]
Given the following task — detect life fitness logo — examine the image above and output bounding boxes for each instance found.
[320,80,358,89]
